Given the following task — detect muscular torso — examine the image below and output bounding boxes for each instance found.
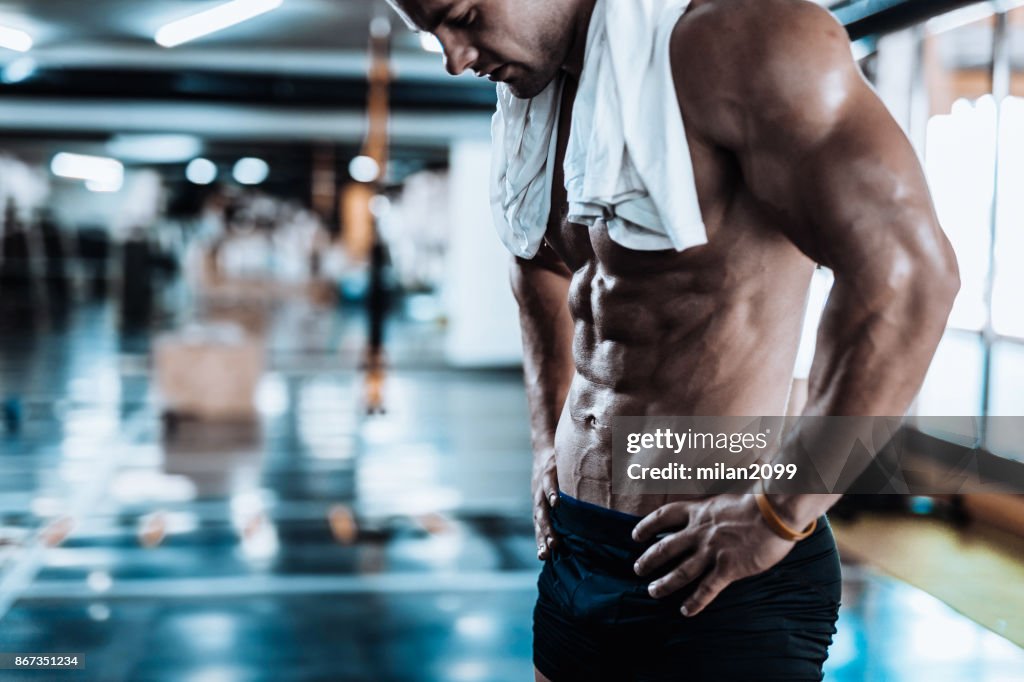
[545,60,816,516]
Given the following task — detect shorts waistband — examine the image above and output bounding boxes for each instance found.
[553,492,645,552]
[553,492,831,552]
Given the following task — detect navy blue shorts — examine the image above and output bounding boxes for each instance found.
[534,493,842,681]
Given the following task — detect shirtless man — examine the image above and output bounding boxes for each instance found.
[388,0,959,679]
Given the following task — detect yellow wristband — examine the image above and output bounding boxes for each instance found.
[754,481,816,542]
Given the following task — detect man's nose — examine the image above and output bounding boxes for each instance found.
[441,37,479,76]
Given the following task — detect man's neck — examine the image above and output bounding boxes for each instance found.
[561,0,597,79]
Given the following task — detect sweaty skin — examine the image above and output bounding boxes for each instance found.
[394,0,959,631]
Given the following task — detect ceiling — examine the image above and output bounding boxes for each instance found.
[0,0,855,79]
[0,0,414,53]
[0,0,1001,148]
[0,0,1002,196]
[0,0,458,85]
[0,0,495,146]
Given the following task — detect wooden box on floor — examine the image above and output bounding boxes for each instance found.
[154,324,264,421]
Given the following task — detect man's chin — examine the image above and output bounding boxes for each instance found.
[507,77,553,100]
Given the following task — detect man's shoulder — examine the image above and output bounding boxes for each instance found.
[670,0,845,58]
[669,0,857,142]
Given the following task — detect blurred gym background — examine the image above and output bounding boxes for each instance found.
[0,1,1022,680]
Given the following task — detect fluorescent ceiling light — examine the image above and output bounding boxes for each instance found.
[0,24,32,53]
[1,56,36,83]
[86,178,124,193]
[51,152,124,191]
[186,158,218,185]
[155,0,284,48]
[107,134,202,163]
[370,17,391,39]
[233,157,269,185]
[349,155,380,183]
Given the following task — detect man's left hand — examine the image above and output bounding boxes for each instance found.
[631,494,797,617]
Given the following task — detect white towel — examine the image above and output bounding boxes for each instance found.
[490,0,707,260]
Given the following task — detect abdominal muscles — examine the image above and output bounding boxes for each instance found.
[554,258,810,514]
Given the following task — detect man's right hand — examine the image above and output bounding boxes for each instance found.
[532,448,560,560]
[511,249,573,562]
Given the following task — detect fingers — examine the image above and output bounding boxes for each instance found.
[634,527,699,576]
[646,550,709,599]
[631,502,690,543]
[680,569,731,617]
[532,453,559,561]
[533,490,556,561]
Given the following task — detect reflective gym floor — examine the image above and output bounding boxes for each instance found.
[1,301,1022,682]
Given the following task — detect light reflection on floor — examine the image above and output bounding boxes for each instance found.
[0,301,1022,681]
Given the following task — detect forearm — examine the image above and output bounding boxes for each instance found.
[765,267,958,528]
[510,254,576,460]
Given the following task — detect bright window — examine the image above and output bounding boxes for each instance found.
[993,97,1024,339]
[917,331,986,417]
[986,342,1024,461]
[925,96,995,332]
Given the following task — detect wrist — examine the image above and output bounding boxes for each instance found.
[531,435,556,457]
[762,493,817,531]
[532,446,555,469]
[753,493,814,542]
[751,482,824,542]
[532,446,557,484]
[758,480,836,529]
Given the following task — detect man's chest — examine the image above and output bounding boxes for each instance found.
[542,77,733,272]
[543,78,592,270]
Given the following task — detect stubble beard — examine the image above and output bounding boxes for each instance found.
[505,52,564,99]
[507,71,550,99]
